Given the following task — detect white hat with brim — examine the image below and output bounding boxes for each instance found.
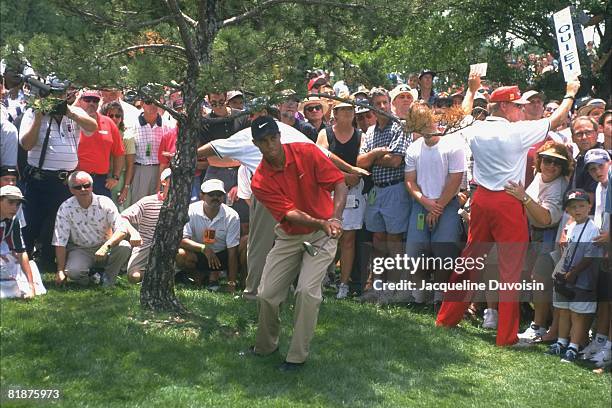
[201,179,226,194]
[0,185,25,201]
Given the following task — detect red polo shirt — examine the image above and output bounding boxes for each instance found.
[77,113,125,174]
[251,142,344,235]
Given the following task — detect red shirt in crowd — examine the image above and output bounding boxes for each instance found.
[251,142,344,235]
[77,113,125,174]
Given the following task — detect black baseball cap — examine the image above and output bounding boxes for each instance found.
[0,166,18,178]
[251,116,279,141]
[563,188,590,209]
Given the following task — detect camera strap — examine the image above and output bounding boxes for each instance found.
[37,116,62,169]
[565,221,589,270]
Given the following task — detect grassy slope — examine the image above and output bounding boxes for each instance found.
[1,279,610,408]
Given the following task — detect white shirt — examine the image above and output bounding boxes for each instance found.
[525,173,567,228]
[19,108,89,171]
[462,116,550,191]
[53,195,122,248]
[210,120,330,173]
[183,202,240,253]
[594,182,609,231]
[1,116,18,167]
[405,134,465,199]
[237,165,252,200]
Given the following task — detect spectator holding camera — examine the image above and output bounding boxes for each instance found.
[18,85,97,269]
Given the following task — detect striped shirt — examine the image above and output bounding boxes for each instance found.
[120,194,163,246]
[125,114,171,165]
[19,108,87,171]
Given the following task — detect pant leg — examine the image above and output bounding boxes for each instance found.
[244,195,277,295]
[127,244,151,277]
[490,196,529,346]
[254,227,306,355]
[436,190,494,327]
[65,246,96,285]
[92,174,111,197]
[104,241,132,283]
[286,230,337,363]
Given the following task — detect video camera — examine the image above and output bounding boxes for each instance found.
[18,74,69,98]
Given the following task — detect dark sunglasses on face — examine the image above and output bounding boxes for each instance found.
[305,105,323,112]
[82,97,100,103]
[107,113,123,119]
[207,191,224,198]
[541,157,563,166]
[71,182,92,190]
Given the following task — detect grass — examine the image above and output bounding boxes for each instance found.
[1,276,610,407]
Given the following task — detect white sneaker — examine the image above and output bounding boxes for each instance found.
[590,347,611,368]
[336,283,350,299]
[482,308,498,329]
[581,340,605,360]
[518,322,547,342]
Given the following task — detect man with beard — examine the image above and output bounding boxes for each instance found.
[176,179,240,292]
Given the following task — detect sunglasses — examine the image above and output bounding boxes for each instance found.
[71,182,92,190]
[107,113,123,119]
[305,105,323,112]
[209,101,225,107]
[82,97,100,103]
[541,157,564,166]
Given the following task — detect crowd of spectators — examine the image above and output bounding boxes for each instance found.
[0,55,610,371]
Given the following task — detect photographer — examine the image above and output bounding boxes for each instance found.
[18,85,97,269]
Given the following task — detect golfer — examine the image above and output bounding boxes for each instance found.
[248,116,347,371]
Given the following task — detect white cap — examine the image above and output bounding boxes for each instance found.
[160,168,172,181]
[0,185,25,201]
[201,179,226,194]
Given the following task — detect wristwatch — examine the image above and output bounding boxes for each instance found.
[112,175,120,180]
[522,196,532,205]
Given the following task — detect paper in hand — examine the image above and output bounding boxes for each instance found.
[470,63,488,77]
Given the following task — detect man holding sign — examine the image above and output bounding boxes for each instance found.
[436,74,581,346]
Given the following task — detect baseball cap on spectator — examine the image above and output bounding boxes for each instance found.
[333,101,354,110]
[351,85,370,99]
[307,75,328,91]
[522,90,544,101]
[0,185,25,201]
[390,84,418,103]
[354,97,370,114]
[81,89,101,99]
[201,179,226,194]
[251,115,280,141]
[489,86,530,104]
[419,69,436,79]
[0,166,18,178]
[563,188,590,208]
[160,168,172,181]
[584,148,611,168]
[227,90,243,102]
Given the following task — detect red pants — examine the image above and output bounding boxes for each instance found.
[435,187,528,346]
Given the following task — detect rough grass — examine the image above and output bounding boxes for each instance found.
[1,277,610,407]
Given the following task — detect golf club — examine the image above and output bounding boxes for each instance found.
[302,236,333,256]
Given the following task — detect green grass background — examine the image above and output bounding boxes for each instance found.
[1,278,610,407]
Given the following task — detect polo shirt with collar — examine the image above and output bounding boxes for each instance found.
[52,194,123,248]
[462,116,550,191]
[77,112,125,174]
[251,142,344,235]
[127,113,167,165]
[183,202,240,253]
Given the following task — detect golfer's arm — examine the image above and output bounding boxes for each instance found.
[331,181,348,220]
[283,209,325,230]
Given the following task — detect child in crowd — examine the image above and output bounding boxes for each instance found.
[548,189,602,362]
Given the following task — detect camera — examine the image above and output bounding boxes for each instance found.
[553,272,575,300]
[19,74,69,98]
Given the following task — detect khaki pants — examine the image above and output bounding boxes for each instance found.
[244,195,277,296]
[127,244,151,279]
[65,242,131,285]
[255,226,337,363]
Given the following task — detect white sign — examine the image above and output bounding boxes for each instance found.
[470,63,488,77]
[553,6,581,81]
